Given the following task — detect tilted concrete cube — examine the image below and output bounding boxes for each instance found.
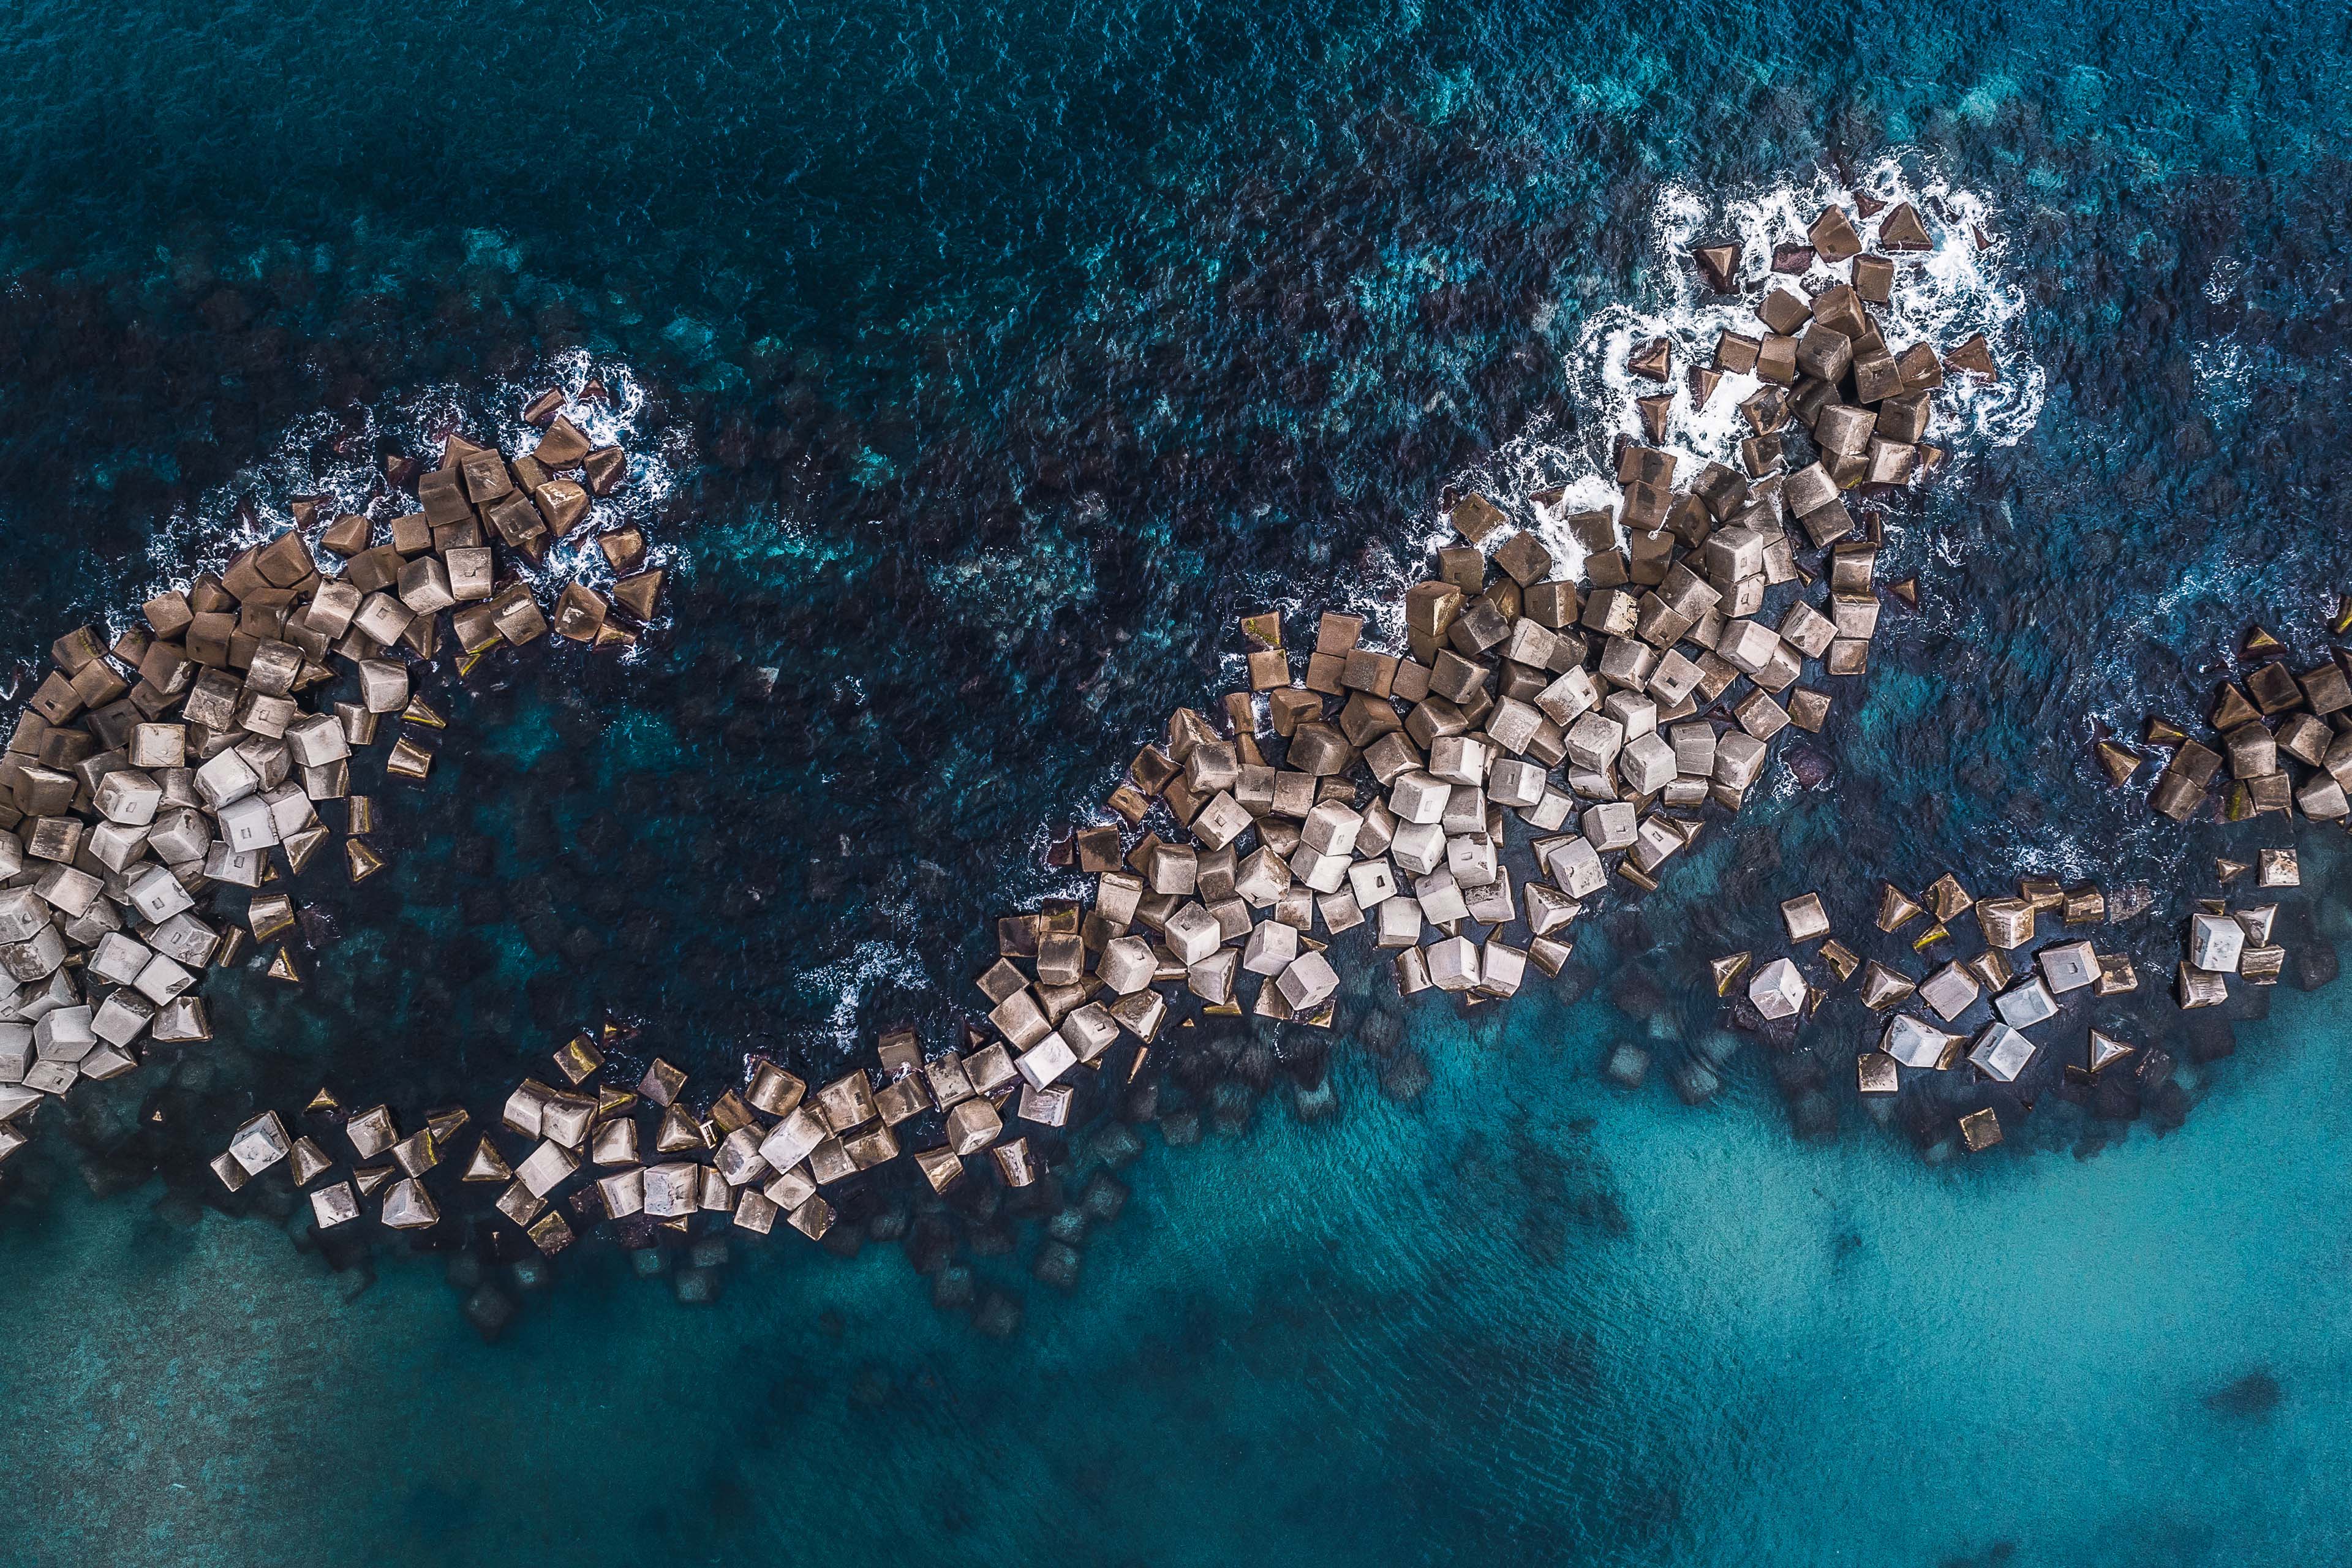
[1374,894,1423,949]
[194,748,259,809]
[1299,799,1362,856]
[1389,820,1445,877]
[2188,912,2244,973]
[1016,1032,1077,1091]
[1969,1022,2036,1083]
[1425,935,1482,992]
[1242,919,1298,976]
[284,714,351,769]
[1619,733,1676,795]
[1414,869,1469,925]
[1428,736,1491,787]
[1545,836,1606,898]
[216,795,281,854]
[1445,832,1498,888]
[1487,758,1546,809]
[2035,939,2099,994]
[1582,801,1637,852]
[1881,1013,1959,1069]
[1565,712,1624,772]
[127,865,195,923]
[1276,950,1340,1011]
[1749,957,1806,1020]
[1993,977,2057,1030]
[1348,858,1398,908]
[1714,731,1768,789]
[1163,902,1223,965]
[1234,846,1292,906]
[357,658,411,715]
[1536,666,1599,725]
[1716,619,1783,676]
[1917,961,1981,1022]
[1096,936,1157,995]
[228,1111,292,1175]
[94,769,162,827]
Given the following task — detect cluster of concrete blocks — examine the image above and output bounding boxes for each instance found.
[1681,198,1990,552]
[0,388,660,1182]
[941,205,1985,1098]
[2102,623,2352,827]
[1721,846,2302,1155]
[228,1014,1059,1256]
[2175,849,2301,1008]
[191,205,1985,1245]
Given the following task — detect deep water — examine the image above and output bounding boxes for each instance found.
[3,0,2351,1562]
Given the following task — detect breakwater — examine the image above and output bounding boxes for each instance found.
[0,186,2163,1333]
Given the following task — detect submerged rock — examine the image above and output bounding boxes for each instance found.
[1603,1042,1649,1089]
[1379,1050,1431,1103]
[2203,1370,2283,1417]
[462,1283,515,1341]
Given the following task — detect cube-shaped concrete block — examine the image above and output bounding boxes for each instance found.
[1096,937,1157,996]
[1619,733,1676,795]
[1163,902,1223,966]
[2188,912,2244,974]
[1968,1022,2036,1083]
[127,865,195,923]
[1992,977,2057,1030]
[194,748,260,810]
[1582,801,1638,852]
[1348,858,1398,908]
[1016,1032,1077,1091]
[357,658,410,715]
[1917,962,1981,1022]
[1409,866,1466,925]
[1882,1014,1958,1069]
[1300,799,1363,856]
[1487,758,1546,809]
[2037,940,2098,994]
[1536,666,1600,725]
[1276,950,1340,1010]
[1545,836,1606,898]
[1374,894,1423,949]
[284,714,351,769]
[1564,712,1624,772]
[1428,735,1491,787]
[1425,935,1482,992]
[94,769,163,827]
[91,990,155,1049]
[1714,731,1768,789]
[1242,919,1298,976]
[1389,820,1446,877]
[216,795,281,854]
[1390,771,1450,825]
[1749,957,1806,1020]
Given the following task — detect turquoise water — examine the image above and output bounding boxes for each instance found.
[4,0,2352,1559]
[9,981,2348,1564]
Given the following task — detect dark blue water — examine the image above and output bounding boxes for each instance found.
[4,1,2352,1562]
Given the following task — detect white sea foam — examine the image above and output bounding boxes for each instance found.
[135,349,687,655]
[1434,155,2043,581]
[810,164,2057,1046]
[801,939,933,1057]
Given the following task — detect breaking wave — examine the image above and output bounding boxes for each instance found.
[136,350,689,649]
[1342,153,2045,639]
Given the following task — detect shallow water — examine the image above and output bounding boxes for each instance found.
[8,983,2348,1565]
[3,0,2352,1560]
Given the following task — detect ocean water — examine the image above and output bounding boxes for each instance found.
[4,0,2352,1561]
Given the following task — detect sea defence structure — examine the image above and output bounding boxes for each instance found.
[1721,611,2351,1153]
[7,191,2282,1293]
[0,400,662,1181]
